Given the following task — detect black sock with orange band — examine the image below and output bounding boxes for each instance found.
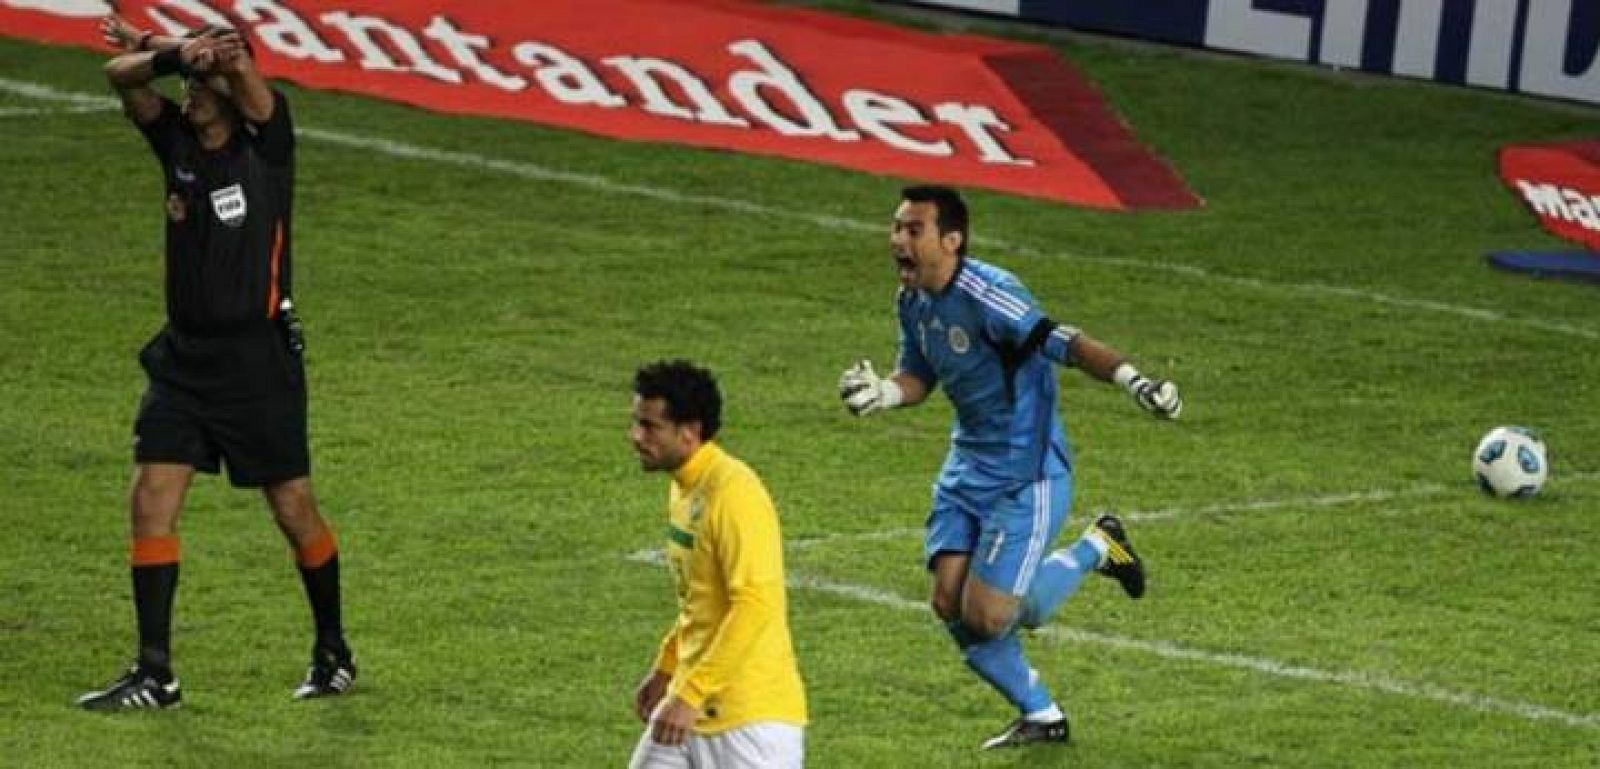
[131,535,180,678]
[295,530,348,658]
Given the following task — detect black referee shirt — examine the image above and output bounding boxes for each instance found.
[138,89,294,336]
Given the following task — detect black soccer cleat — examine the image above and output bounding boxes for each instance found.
[293,646,356,700]
[1090,513,1145,599]
[77,666,182,711]
[980,716,1071,750]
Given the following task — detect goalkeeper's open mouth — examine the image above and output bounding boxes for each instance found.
[893,251,917,285]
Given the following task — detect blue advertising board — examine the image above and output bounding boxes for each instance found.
[899,0,1600,107]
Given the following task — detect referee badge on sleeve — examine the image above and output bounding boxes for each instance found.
[210,184,247,227]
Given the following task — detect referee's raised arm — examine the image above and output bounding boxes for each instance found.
[208,30,274,124]
[101,21,164,125]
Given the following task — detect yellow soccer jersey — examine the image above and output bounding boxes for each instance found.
[652,441,808,734]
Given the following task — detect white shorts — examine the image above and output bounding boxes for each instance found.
[627,722,804,768]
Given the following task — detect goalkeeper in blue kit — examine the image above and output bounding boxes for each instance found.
[839,185,1182,750]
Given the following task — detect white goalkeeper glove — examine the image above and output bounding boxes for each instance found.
[1114,363,1182,420]
[838,360,903,417]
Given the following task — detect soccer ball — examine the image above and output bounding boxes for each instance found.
[1472,426,1548,499]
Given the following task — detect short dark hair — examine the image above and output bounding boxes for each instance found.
[901,185,969,256]
[633,360,722,441]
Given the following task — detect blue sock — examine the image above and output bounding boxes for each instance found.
[947,621,1053,714]
[1019,536,1101,628]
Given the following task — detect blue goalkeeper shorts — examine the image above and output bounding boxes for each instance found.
[923,473,1072,596]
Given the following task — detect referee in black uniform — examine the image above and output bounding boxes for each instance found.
[79,17,355,710]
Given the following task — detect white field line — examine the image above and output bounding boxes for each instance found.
[0,77,117,107]
[1122,484,1450,523]
[789,470,1600,550]
[0,79,118,118]
[625,549,1599,731]
[0,104,117,117]
[4,75,1594,342]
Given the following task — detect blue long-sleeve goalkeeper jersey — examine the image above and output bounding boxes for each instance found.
[896,257,1078,496]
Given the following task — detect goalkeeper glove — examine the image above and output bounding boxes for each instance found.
[838,360,903,416]
[1114,363,1182,420]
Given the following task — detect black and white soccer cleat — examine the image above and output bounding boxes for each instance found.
[1090,514,1145,599]
[980,716,1070,750]
[293,646,357,700]
[77,666,182,711]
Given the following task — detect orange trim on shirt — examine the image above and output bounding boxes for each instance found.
[266,219,283,318]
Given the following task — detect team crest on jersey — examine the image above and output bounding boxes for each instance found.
[209,184,247,227]
[948,325,971,354]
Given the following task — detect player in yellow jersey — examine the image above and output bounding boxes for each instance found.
[627,360,808,768]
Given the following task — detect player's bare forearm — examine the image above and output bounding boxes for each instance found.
[104,50,157,87]
[224,67,275,124]
[103,52,162,124]
[142,34,189,52]
[101,14,182,53]
[210,33,274,123]
[633,669,670,723]
[104,29,219,88]
[1068,333,1127,382]
[1073,331,1185,418]
[649,696,700,746]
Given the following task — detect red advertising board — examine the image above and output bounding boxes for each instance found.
[1500,140,1600,251]
[0,0,1199,210]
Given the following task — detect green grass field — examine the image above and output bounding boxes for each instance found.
[3,3,1598,766]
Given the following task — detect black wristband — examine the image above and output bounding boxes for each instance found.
[135,31,154,51]
[149,48,194,79]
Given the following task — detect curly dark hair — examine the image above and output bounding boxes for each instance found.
[633,360,722,441]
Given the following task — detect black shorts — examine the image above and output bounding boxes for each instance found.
[133,324,310,488]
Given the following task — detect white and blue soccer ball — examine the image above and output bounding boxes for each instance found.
[1472,426,1548,499]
